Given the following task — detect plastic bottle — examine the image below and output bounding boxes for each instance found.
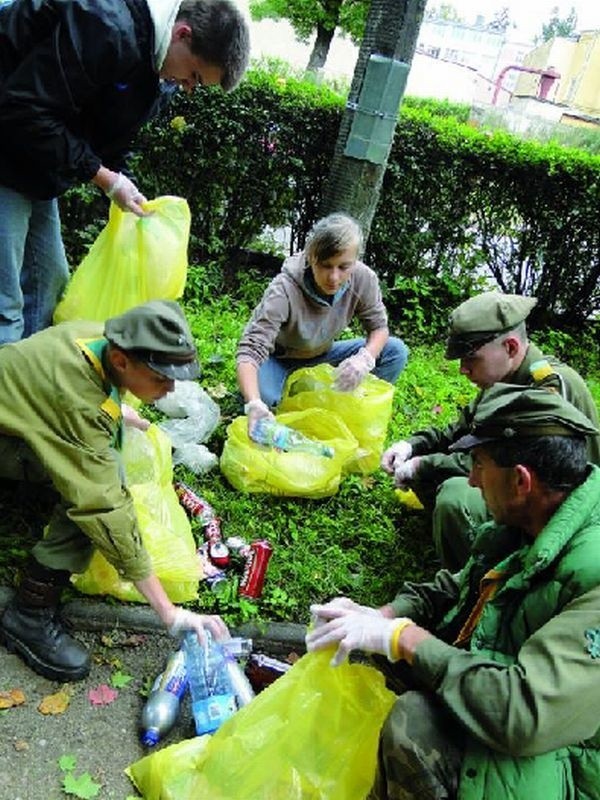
[222,638,255,707]
[250,418,334,458]
[183,630,237,735]
[140,649,188,747]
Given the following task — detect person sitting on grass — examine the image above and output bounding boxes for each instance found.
[381,291,600,572]
[0,301,228,683]
[236,212,409,434]
[308,383,600,800]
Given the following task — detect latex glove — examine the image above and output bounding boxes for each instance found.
[122,403,150,430]
[393,456,421,488]
[244,398,275,437]
[381,440,412,474]
[310,597,382,626]
[306,610,405,666]
[105,172,148,217]
[168,608,229,645]
[333,347,375,392]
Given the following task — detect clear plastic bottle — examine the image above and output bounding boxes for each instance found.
[250,418,334,458]
[140,649,188,747]
[183,630,237,735]
[222,638,255,707]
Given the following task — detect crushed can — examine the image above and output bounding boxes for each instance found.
[174,481,215,525]
[238,540,273,599]
[204,517,230,568]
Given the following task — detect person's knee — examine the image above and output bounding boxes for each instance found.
[433,477,488,570]
[376,337,409,383]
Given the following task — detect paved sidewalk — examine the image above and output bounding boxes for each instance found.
[0,588,305,800]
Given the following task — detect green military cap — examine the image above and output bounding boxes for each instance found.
[105,300,200,381]
[450,383,599,451]
[445,291,538,360]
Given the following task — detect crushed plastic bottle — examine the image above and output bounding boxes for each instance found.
[183,630,237,735]
[250,418,334,458]
[140,649,188,747]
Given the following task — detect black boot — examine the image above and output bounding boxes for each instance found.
[0,562,90,682]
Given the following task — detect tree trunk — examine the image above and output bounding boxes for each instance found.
[320,0,427,244]
[306,22,336,71]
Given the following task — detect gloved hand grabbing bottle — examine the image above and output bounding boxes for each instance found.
[244,397,275,437]
[168,607,229,646]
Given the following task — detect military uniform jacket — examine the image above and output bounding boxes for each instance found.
[391,465,600,799]
[407,343,600,484]
[0,322,151,581]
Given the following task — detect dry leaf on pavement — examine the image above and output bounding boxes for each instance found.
[38,690,71,715]
[0,688,26,709]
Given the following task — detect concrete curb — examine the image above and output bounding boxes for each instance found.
[0,587,307,658]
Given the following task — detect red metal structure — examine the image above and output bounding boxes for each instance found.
[492,65,561,105]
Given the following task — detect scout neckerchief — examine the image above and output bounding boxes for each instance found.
[75,337,123,449]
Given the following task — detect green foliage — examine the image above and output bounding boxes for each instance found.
[539,5,577,42]
[249,0,369,44]
[368,108,600,330]
[58,756,101,799]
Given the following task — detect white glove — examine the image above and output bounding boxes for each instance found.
[381,440,413,474]
[122,403,150,430]
[393,456,421,488]
[105,172,148,216]
[168,608,229,645]
[244,398,275,437]
[310,597,382,627]
[305,609,410,666]
[333,348,375,392]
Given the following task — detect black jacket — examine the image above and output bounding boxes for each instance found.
[0,0,160,199]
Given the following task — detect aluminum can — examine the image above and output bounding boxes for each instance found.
[203,517,230,567]
[238,540,273,599]
[173,481,214,525]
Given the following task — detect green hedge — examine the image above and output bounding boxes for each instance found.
[59,67,600,337]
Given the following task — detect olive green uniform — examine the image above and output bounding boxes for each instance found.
[408,343,600,570]
[0,321,151,581]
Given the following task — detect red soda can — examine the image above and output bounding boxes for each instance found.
[238,540,273,599]
[174,481,214,525]
[204,517,230,567]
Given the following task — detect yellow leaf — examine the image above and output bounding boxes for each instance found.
[38,690,70,715]
[0,688,26,709]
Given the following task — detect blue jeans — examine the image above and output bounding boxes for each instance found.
[259,336,409,407]
[0,185,69,343]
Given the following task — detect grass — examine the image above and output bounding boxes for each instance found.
[1,265,599,630]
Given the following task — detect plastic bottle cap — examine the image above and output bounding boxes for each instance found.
[141,729,159,747]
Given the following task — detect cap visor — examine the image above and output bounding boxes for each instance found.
[449,433,495,452]
[145,359,200,381]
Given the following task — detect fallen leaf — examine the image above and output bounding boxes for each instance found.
[0,688,26,709]
[87,685,118,706]
[110,671,133,689]
[58,754,77,772]
[206,382,228,399]
[121,633,147,648]
[63,771,101,799]
[14,739,28,752]
[38,690,70,715]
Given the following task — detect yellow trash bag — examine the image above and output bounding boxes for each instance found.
[127,649,396,800]
[220,408,358,498]
[279,364,395,474]
[72,425,201,603]
[54,196,190,323]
